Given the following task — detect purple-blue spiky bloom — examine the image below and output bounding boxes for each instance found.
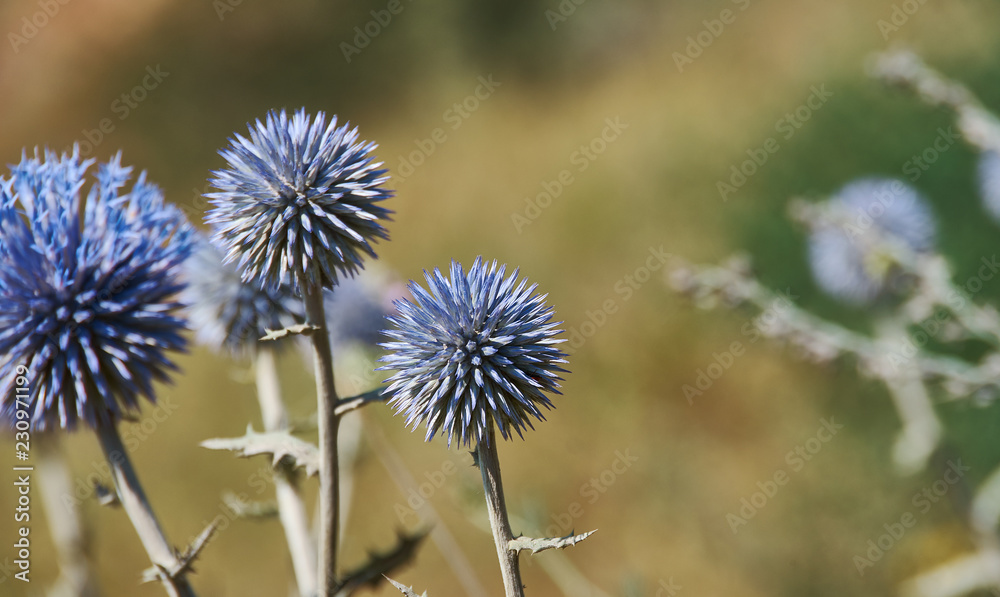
[206,108,393,291]
[182,238,304,357]
[808,177,936,305]
[0,148,194,431]
[379,258,568,447]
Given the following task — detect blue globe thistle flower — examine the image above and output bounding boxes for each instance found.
[182,238,304,357]
[379,258,568,447]
[807,178,936,305]
[978,150,1000,223]
[322,268,398,350]
[0,148,194,431]
[206,108,393,291]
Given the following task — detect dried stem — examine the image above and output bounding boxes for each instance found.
[477,426,524,597]
[302,280,341,594]
[255,345,317,596]
[874,318,943,475]
[37,435,100,597]
[95,423,196,597]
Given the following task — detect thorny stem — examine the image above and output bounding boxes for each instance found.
[95,423,196,597]
[670,259,1000,393]
[871,50,1000,153]
[302,280,341,595]
[255,345,317,597]
[477,426,525,597]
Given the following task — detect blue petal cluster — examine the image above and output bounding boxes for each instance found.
[206,108,393,291]
[808,178,936,305]
[379,258,568,447]
[322,270,395,350]
[182,238,304,356]
[0,148,193,430]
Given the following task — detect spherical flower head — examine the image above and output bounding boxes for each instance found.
[978,150,1000,223]
[0,147,194,431]
[322,267,399,350]
[379,258,568,447]
[206,108,393,292]
[807,178,936,305]
[182,237,304,357]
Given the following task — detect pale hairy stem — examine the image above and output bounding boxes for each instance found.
[302,280,341,594]
[671,259,1000,392]
[255,345,317,597]
[363,415,489,597]
[875,318,943,476]
[477,426,524,597]
[37,435,99,597]
[95,424,195,597]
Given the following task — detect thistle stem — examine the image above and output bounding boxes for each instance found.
[37,435,100,597]
[255,345,317,597]
[302,281,341,594]
[477,426,524,597]
[95,423,196,597]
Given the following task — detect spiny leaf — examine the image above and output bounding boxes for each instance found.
[259,323,321,341]
[508,529,597,554]
[333,529,429,596]
[201,425,319,476]
[384,576,429,597]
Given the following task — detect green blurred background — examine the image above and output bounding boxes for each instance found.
[3,0,1000,595]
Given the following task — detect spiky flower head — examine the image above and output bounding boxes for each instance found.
[379,258,568,447]
[0,147,193,431]
[978,150,1000,223]
[182,238,304,357]
[206,108,393,292]
[807,177,936,305]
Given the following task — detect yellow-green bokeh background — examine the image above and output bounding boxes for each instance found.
[3,1,1000,595]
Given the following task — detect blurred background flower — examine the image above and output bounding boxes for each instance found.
[182,237,304,357]
[807,178,936,305]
